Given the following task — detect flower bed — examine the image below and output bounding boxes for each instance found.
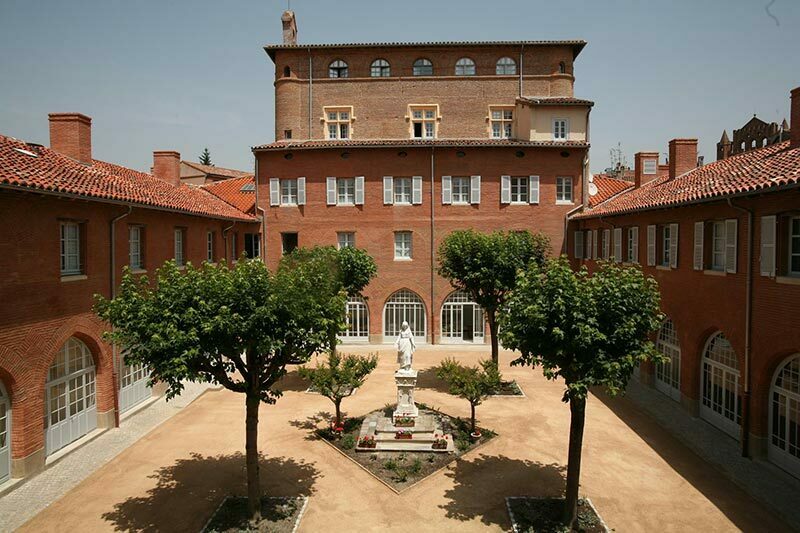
[493,380,524,396]
[394,416,415,427]
[506,497,609,533]
[357,435,376,449]
[394,429,412,440]
[203,496,307,533]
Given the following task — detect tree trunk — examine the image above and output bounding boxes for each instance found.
[334,398,342,428]
[487,310,499,365]
[245,393,261,523]
[470,402,476,433]
[563,395,586,527]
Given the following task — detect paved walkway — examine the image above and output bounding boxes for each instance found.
[0,381,216,532]
[14,347,796,532]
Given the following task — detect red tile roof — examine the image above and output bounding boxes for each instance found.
[575,141,800,219]
[0,135,256,221]
[588,174,633,207]
[182,161,253,180]
[253,139,588,151]
[202,176,256,214]
[517,96,594,107]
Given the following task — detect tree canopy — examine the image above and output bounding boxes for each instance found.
[199,147,212,166]
[436,358,501,433]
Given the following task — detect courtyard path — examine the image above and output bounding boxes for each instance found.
[17,347,792,532]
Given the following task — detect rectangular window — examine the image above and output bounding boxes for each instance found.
[324,107,352,140]
[712,221,726,271]
[129,226,143,270]
[510,177,529,203]
[394,231,412,260]
[281,233,298,255]
[410,106,437,139]
[280,179,298,205]
[790,216,800,275]
[553,118,569,141]
[337,232,355,249]
[206,231,214,262]
[490,107,513,139]
[60,222,82,275]
[451,177,470,204]
[337,177,355,205]
[643,159,657,175]
[661,225,672,267]
[244,234,260,258]
[627,227,639,263]
[556,177,573,203]
[284,129,292,140]
[394,177,412,204]
[174,228,185,266]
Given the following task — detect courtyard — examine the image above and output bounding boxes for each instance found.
[14,346,790,532]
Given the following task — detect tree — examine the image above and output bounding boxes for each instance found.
[95,259,336,522]
[500,258,663,527]
[299,351,378,428]
[199,147,212,165]
[437,229,550,365]
[435,358,501,434]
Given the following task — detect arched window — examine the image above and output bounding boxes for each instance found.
[559,61,566,73]
[441,291,485,344]
[496,57,516,75]
[283,66,291,78]
[654,319,681,401]
[341,296,370,341]
[751,139,757,149]
[119,351,151,413]
[0,381,9,484]
[763,137,768,147]
[700,332,741,438]
[328,60,349,78]
[412,58,433,76]
[45,337,97,455]
[384,289,426,341]
[370,59,390,77]
[455,57,476,76]
[770,354,800,478]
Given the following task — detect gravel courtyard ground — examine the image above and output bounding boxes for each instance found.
[16,346,792,532]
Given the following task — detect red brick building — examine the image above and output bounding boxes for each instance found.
[567,88,800,479]
[255,11,592,345]
[0,113,260,483]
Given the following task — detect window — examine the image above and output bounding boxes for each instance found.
[712,221,726,271]
[558,61,566,74]
[626,227,639,263]
[441,291,485,343]
[556,176,573,203]
[60,222,82,275]
[452,177,470,204]
[412,58,432,76]
[553,118,569,141]
[700,332,741,438]
[281,233,298,255]
[284,129,292,140]
[790,216,800,276]
[342,296,369,340]
[281,179,298,205]
[394,177,412,204]
[655,319,681,401]
[283,66,291,77]
[455,57,476,76]
[328,59,348,78]
[206,231,214,262]
[337,177,355,204]
[496,56,516,75]
[383,289,426,340]
[337,232,355,249]
[174,228,185,266]
[510,177,528,203]
[643,159,657,175]
[324,107,352,140]
[661,225,672,267]
[410,106,437,139]
[244,234,260,258]
[769,354,800,476]
[129,226,143,270]
[370,59,390,77]
[490,107,513,139]
[394,231,412,260]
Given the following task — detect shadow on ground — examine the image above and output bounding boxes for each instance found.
[440,454,566,529]
[288,411,333,437]
[101,452,319,533]
[415,366,450,393]
[272,369,309,393]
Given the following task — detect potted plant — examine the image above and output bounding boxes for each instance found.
[395,429,412,440]
[432,436,448,450]
[394,416,415,427]
[358,435,376,449]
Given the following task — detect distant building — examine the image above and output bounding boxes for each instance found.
[180,160,253,185]
[717,114,791,161]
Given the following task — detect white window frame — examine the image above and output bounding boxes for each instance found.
[280,178,298,205]
[370,58,390,77]
[323,107,352,140]
[451,177,470,204]
[489,106,513,139]
[174,228,185,266]
[627,226,639,263]
[661,225,672,267]
[613,227,622,263]
[455,57,476,76]
[412,58,433,76]
[394,177,413,205]
[394,231,412,260]
[556,176,573,204]
[60,222,81,276]
[496,56,516,75]
[409,105,438,139]
[337,232,355,249]
[643,159,658,175]
[129,226,143,270]
[206,231,214,262]
[328,59,348,78]
[341,296,370,341]
[553,118,569,141]
[383,289,427,342]
[711,221,725,271]
[574,231,584,259]
[337,177,356,205]
[510,176,528,203]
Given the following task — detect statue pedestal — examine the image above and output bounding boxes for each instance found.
[393,369,419,419]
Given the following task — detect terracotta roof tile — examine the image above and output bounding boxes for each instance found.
[202,176,256,214]
[182,161,253,180]
[588,174,633,207]
[517,96,594,106]
[253,139,588,151]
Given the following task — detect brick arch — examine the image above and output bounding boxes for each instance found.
[756,348,800,405]
[381,287,429,341]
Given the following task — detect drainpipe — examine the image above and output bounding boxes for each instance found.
[308,48,313,139]
[430,147,436,345]
[728,197,753,458]
[518,44,524,96]
[109,204,131,429]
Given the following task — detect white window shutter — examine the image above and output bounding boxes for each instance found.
[501,175,511,204]
[613,228,622,262]
[593,230,599,260]
[383,176,393,205]
[412,176,423,204]
[669,223,679,268]
[355,176,365,205]
[693,221,704,270]
[725,218,737,274]
[647,225,656,266]
[441,176,452,204]
[631,227,639,263]
[585,230,592,259]
[297,177,306,205]
[470,175,481,204]
[529,175,540,204]
[326,177,337,205]
[574,231,583,259]
[760,215,776,277]
[269,178,280,206]
[603,229,610,259]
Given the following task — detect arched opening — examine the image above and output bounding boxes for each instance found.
[283,65,291,77]
[45,337,97,455]
[328,60,348,78]
[383,289,426,342]
[340,296,369,342]
[559,61,566,73]
[455,57,476,76]
[655,319,681,401]
[769,354,800,478]
[700,332,741,439]
[370,59,390,77]
[496,57,516,75]
[119,350,151,414]
[0,380,10,484]
[751,139,757,149]
[440,291,485,344]
[412,58,433,76]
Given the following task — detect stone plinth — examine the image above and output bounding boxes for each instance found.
[393,369,419,419]
[357,412,454,453]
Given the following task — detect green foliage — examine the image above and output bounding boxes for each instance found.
[337,246,378,297]
[500,257,664,402]
[199,147,212,166]
[298,351,378,424]
[455,439,470,452]
[409,458,422,474]
[383,459,398,471]
[340,434,355,450]
[435,358,501,408]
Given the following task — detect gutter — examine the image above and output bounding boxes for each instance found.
[308,48,313,139]
[109,204,131,430]
[430,147,436,345]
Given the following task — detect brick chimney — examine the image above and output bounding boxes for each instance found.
[634,151,659,188]
[668,139,698,179]
[49,113,92,164]
[282,10,297,45]
[152,151,181,187]
[791,86,800,148]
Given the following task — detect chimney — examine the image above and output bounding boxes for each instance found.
[634,151,659,188]
[791,86,800,148]
[152,151,181,187]
[282,10,297,45]
[668,138,698,179]
[49,113,92,164]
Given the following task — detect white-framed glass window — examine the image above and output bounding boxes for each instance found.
[496,56,516,75]
[412,58,433,76]
[60,222,81,275]
[712,221,726,271]
[769,354,800,477]
[0,382,9,484]
[410,106,437,139]
[174,228,185,266]
[455,57,476,76]
[790,216,800,276]
[337,232,355,249]
[337,177,355,204]
[341,296,369,341]
[383,289,426,340]
[626,227,638,263]
[490,107,513,139]
[655,319,681,402]
[440,291,485,344]
[700,332,741,438]
[129,226,143,270]
[324,107,352,140]
[328,59,348,78]
[553,118,569,141]
[280,178,298,205]
[394,231,412,260]
[556,176,573,204]
[206,231,214,262]
[510,176,529,203]
[452,177,470,204]
[643,159,658,175]
[244,233,261,259]
[662,225,672,267]
[394,177,412,204]
[370,58,390,77]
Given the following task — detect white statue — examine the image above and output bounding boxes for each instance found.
[395,321,416,372]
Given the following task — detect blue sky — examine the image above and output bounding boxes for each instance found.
[1,0,797,174]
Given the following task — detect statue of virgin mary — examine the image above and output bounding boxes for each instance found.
[395,321,416,372]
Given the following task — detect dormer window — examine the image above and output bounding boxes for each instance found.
[496,57,516,75]
[455,58,476,76]
[409,105,438,139]
[553,118,569,141]
[324,106,353,140]
[370,59,390,77]
[413,58,433,76]
[489,106,513,139]
[329,60,349,78]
